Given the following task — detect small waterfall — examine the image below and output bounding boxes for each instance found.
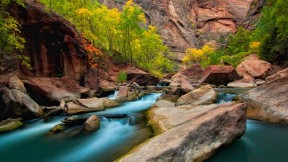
[107,90,118,100]
[217,92,236,103]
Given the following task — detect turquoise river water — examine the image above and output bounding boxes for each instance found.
[1,92,288,162]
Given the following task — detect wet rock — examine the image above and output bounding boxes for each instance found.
[120,102,246,161]
[199,65,241,86]
[0,118,24,133]
[152,100,175,108]
[25,77,89,102]
[60,100,66,109]
[1,87,44,118]
[176,85,216,106]
[115,86,129,103]
[62,117,87,126]
[157,94,180,102]
[239,68,288,123]
[75,98,105,110]
[65,102,92,115]
[115,86,139,103]
[83,115,100,132]
[101,98,120,108]
[43,106,63,119]
[49,124,66,134]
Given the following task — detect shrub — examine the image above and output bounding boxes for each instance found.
[116,71,127,83]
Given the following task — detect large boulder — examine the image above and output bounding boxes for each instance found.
[228,55,273,88]
[199,65,241,86]
[115,86,139,103]
[65,97,119,115]
[120,102,246,161]
[239,68,288,123]
[83,115,100,132]
[75,98,105,110]
[25,77,89,102]
[124,67,159,86]
[170,64,203,86]
[1,87,44,118]
[65,102,93,115]
[236,57,271,81]
[177,85,217,106]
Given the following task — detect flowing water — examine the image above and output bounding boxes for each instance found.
[0,93,162,162]
[2,89,288,162]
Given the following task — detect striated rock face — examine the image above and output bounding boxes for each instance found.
[120,102,246,161]
[99,0,256,56]
[9,0,87,81]
[239,68,288,123]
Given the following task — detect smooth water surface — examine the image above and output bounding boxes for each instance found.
[210,90,288,162]
[0,93,161,162]
[208,120,288,162]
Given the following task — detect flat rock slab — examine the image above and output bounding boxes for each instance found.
[239,68,288,123]
[119,102,246,162]
[176,85,216,106]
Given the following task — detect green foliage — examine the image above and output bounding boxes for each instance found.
[38,0,174,76]
[253,0,288,62]
[0,0,25,55]
[221,52,250,67]
[0,0,30,69]
[116,71,127,83]
[224,27,252,55]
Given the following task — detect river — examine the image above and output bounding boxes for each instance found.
[0,93,161,162]
[1,91,288,162]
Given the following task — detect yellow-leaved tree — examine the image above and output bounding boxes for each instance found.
[183,43,215,64]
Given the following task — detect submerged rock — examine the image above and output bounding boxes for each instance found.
[120,102,246,161]
[239,68,288,123]
[0,118,24,133]
[49,124,66,134]
[176,85,216,106]
[83,115,100,132]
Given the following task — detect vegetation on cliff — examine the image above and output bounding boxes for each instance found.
[183,0,288,67]
[0,0,30,68]
[38,0,174,77]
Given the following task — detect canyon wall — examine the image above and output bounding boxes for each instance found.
[100,0,259,59]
